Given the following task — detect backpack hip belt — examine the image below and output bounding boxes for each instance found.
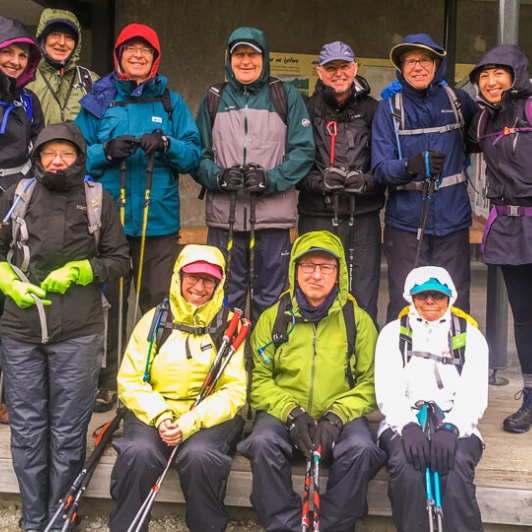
[481,204,532,252]
[396,171,466,191]
[0,159,31,178]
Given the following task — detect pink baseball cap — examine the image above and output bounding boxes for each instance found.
[181,261,223,280]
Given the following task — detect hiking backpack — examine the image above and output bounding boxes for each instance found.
[261,291,358,389]
[0,89,33,134]
[398,307,478,376]
[143,298,231,381]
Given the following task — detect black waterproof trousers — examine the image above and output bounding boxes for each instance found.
[237,411,386,532]
[379,428,484,532]
[109,412,244,532]
[1,333,103,530]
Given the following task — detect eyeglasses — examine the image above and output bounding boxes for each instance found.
[181,273,218,289]
[412,290,448,301]
[321,63,354,73]
[123,45,154,56]
[40,150,77,162]
[298,262,338,275]
[402,58,434,69]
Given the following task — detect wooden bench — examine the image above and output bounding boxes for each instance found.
[179,223,485,245]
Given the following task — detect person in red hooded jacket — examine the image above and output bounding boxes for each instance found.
[75,24,200,412]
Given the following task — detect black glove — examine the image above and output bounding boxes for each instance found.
[344,170,366,194]
[430,422,459,475]
[244,163,268,194]
[402,422,430,471]
[139,131,170,156]
[286,406,316,460]
[406,149,446,178]
[103,135,139,161]
[313,411,343,461]
[218,165,245,192]
[322,166,347,193]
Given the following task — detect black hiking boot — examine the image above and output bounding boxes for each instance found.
[503,388,532,433]
[93,388,117,413]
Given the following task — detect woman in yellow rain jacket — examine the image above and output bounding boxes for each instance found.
[109,244,247,532]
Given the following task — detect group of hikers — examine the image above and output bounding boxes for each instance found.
[0,8,531,532]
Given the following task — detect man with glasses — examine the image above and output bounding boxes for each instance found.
[238,230,386,531]
[375,266,488,531]
[297,41,385,325]
[75,23,200,413]
[371,34,478,323]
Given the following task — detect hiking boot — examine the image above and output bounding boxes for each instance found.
[93,388,117,413]
[503,388,532,433]
[0,403,8,424]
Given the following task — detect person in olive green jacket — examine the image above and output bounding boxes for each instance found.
[238,230,386,532]
[27,8,98,124]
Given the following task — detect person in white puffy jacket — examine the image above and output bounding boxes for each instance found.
[375,265,488,532]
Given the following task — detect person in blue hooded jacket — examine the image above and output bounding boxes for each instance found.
[75,23,200,412]
[371,34,478,323]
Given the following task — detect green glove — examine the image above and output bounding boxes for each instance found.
[41,259,94,294]
[0,262,51,309]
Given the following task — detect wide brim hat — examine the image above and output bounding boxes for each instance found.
[390,42,446,71]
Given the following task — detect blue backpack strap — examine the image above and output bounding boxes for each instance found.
[20,89,33,123]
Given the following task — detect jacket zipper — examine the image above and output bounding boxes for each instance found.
[307,324,317,412]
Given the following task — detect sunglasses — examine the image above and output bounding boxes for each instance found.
[412,290,448,301]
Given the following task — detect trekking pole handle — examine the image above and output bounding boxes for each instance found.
[224,307,243,344]
[326,120,338,168]
[231,318,251,352]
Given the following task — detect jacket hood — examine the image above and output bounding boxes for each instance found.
[0,16,41,88]
[114,23,161,81]
[402,265,457,311]
[288,231,347,312]
[32,122,88,190]
[225,27,270,90]
[469,44,532,105]
[36,9,81,69]
[393,33,447,91]
[170,245,226,327]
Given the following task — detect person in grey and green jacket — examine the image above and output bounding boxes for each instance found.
[192,27,315,322]
[27,8,99,125]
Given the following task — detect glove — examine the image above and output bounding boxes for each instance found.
[406,149,446,178]
[322,166,347,193]
[244,163,269,194]
[0,262,51,309]
[41,260,93,294]
[402,422,430,471]
[103,135,139,161]
[218,165,245,192]
[344,170,366,194]
[286,406,316,460]
[430,423,459,475]
[139,131,170,156]
[313,411,343,461]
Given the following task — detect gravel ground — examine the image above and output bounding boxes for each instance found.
[0,500,265,531]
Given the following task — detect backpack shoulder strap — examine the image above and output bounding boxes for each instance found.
[20,89,33,123]
[84,177,103,250]
[8,177,37,272]
[389,92,404,158]
[476,108,488,145]
[342,296,358,389]
[524,96,532,126]
[268,76,288,126]
[272,291,297,348]
[398,314,412,366]
[161,88,173,120]
[76,66,94,95]
[207,82,228,129]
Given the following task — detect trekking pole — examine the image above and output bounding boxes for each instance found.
[225,191,237,303]
[127,314,250,532]
[414,152,438,268]
[117,158,127,370]
[249,191,256,303]
[311,445,322,532]
[347,193,356,293]
[433,470,443,532]
[326,121,339,236]
[301,457,312,532]
[44,407,127,532]
[133,152,155,324]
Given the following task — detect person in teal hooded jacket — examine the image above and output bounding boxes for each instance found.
[238,230,385,531]
[75,23,200,411]
[192,27,315,322]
